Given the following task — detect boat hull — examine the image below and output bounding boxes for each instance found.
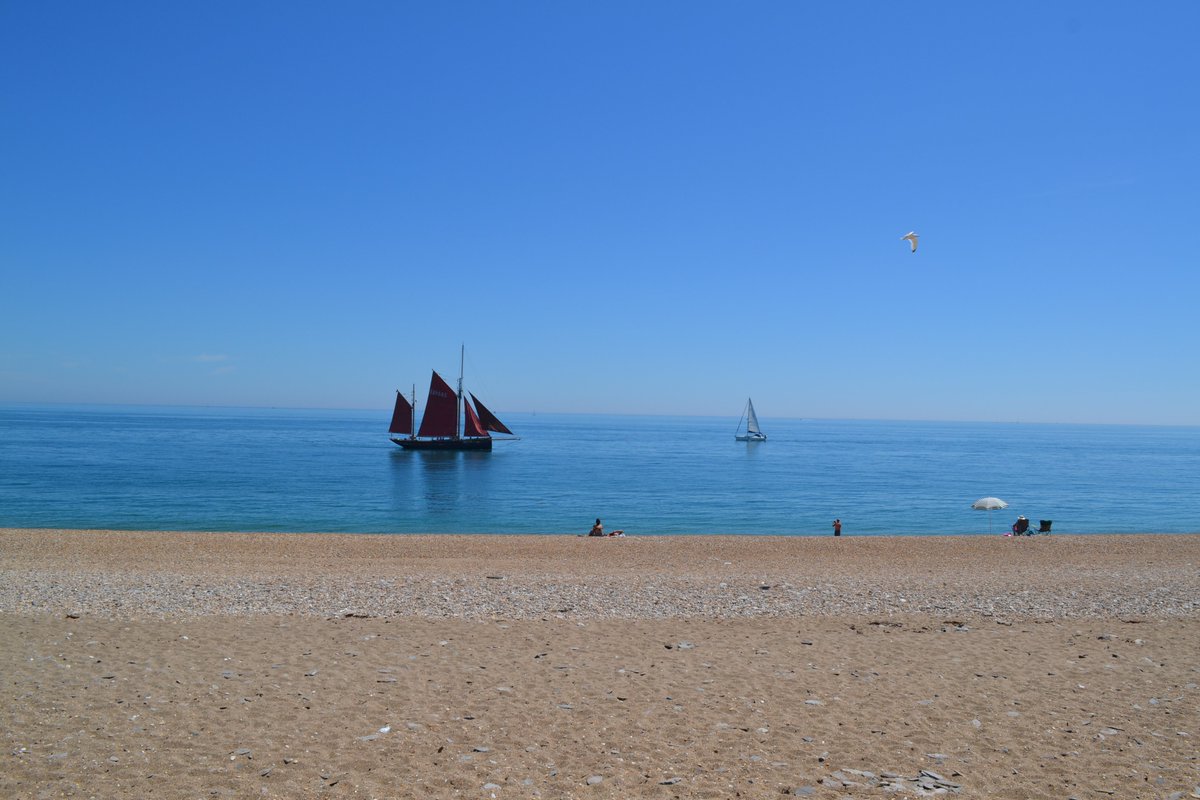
[735,433,767,442]
[391,436,493,451]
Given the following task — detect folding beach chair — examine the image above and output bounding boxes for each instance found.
[1035,520,1052,535]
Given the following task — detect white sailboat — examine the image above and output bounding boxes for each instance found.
[735,398,767,442]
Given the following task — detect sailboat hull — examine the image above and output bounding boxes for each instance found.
[392,437,493,451]
[735,433,767,442]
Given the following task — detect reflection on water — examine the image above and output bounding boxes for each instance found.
[389,449,496,530]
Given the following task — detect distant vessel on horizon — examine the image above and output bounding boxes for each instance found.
[389,347,515,451]
[735,398,767,442]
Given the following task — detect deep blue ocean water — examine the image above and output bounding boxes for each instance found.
[1,404,1198,536]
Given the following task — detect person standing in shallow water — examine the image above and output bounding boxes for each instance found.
[833,519,842,536]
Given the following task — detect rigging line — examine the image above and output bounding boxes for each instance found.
[460,346,497,405]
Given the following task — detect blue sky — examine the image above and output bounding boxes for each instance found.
[2,2,1198,424]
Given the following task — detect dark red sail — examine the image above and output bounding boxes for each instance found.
[388,391,413,435]
[470,392,513,435]
[463,398,489,438]
[417,371,458,438]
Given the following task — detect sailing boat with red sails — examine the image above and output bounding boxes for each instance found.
[388,348,515,451]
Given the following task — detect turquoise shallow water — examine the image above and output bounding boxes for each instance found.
[1,404,1198,536]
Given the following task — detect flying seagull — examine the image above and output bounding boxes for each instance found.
[902,231,919,253]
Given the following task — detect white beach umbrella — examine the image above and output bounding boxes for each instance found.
[971,496,1009,533]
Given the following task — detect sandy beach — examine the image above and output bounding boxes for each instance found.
[2,530,1198,799]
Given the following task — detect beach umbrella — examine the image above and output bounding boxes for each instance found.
[971,496,1008,533]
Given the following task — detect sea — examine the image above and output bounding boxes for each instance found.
[1,404,1198,537]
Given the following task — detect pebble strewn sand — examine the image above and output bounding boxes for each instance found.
[3,529,1199,620]
[3,530,1199,799]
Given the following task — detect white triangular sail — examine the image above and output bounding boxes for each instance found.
[746,399,761,435]
[735,398,766,441]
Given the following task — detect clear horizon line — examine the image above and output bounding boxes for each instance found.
[2,400,1197,430]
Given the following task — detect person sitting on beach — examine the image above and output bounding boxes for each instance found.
[589,518,604,536]
[1012,516,1029,536]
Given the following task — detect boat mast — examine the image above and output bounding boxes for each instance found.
[456,343,464,439]
[410,384,416,440]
